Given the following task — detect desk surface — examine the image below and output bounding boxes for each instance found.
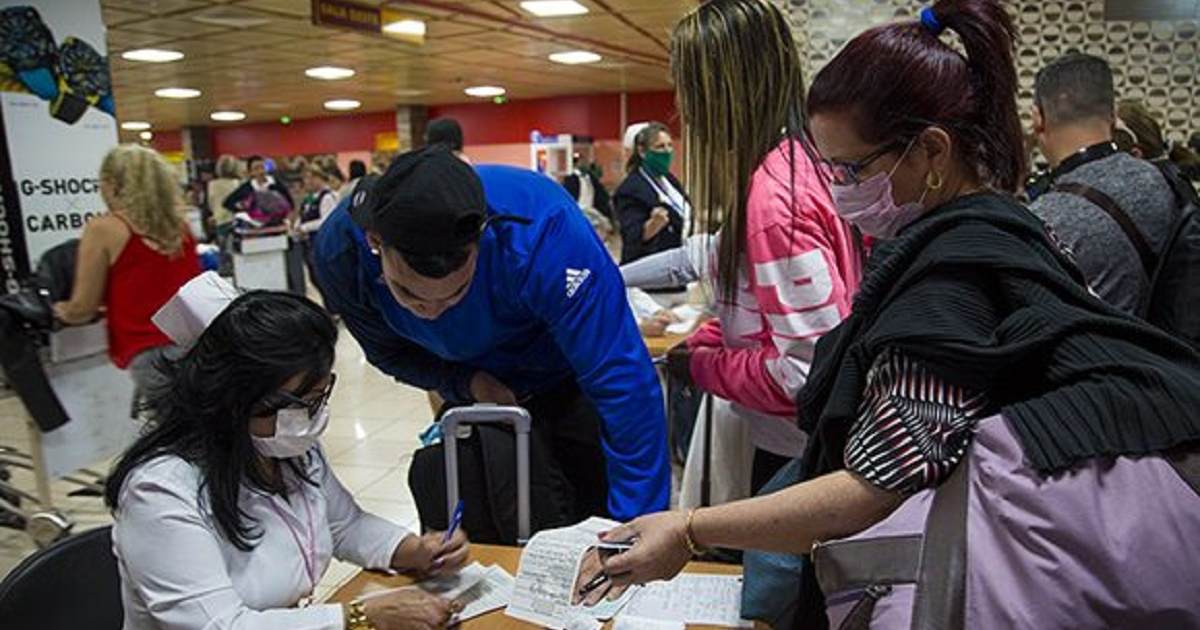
[330,544,746,629]
[643,332,688,358]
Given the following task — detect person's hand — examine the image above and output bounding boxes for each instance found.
[595,512,693,589]
[664,341,692,385]
[646,207,671,237]
[362,588,462,630]
[638,311,679,337]
[469,371,517,405]
[396,530,471,576]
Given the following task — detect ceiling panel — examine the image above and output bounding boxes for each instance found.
[100,0,688,129]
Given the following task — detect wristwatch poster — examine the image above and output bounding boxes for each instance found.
[52,36,113,124]
[0,5,59,101]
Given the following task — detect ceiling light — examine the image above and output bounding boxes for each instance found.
[121,48,184,63]
[155,87,201,99]
[324,99,361,111]
[464,85,505,98]
[305,66,355,80]
[139,131,153,141]
[120,121,151,131]
[520,1,588,17]
[383,19,426,36]
[210,110,246,122]
[548,50,601,65]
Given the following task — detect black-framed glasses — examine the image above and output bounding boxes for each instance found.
[259,373,337,417]
[822,139,911,185]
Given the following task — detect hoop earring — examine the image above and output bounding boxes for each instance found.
[926,171,944,190]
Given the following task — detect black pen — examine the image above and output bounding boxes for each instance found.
[577,572,609,598]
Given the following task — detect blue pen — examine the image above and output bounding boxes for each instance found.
[443,499,464,543]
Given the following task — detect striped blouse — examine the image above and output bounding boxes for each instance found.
[845,348,989,494]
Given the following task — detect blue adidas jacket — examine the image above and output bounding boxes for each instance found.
[313,164,669,519]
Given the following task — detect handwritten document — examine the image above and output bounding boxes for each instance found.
[621,574,751,628]
[505,517,636,629]
[614,616,685,630]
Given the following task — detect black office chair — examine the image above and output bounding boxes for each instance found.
[0,525,123,629]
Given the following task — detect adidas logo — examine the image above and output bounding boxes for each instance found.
[565,267,591,298]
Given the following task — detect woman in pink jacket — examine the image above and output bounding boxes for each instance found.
[622,0,861,493]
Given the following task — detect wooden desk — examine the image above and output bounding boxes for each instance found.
[643,332,687,358]
[330,544,745,629]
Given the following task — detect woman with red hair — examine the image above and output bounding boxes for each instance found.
[578,0,1200,627]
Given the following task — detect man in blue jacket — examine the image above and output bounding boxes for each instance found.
[313,145,670,522]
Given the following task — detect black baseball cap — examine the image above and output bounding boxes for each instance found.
[350,145,486,255]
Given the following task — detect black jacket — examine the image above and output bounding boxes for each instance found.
[614,169,689,264]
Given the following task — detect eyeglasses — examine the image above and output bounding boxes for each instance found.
[822,139,912,185]
[259,373,337,417]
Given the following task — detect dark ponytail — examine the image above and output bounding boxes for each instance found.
[808,0,1024,191]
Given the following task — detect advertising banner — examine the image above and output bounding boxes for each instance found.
[0,0,117,293]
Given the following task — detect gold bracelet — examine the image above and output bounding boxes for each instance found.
[345,598,375,630]
[683,508,708,556]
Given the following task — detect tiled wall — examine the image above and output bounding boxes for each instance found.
[781,0,1200,142]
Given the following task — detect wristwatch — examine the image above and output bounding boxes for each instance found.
[51,36,113,124]
[345,598,375,630]
[0,5,59,101]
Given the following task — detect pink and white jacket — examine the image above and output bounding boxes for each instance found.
[691,139,860,456]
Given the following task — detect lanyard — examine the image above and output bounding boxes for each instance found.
[268,486,318,602]
[640,168,685,216]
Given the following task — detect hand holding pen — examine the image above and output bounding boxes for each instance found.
[573,541,634,606]
[399,500,470,576]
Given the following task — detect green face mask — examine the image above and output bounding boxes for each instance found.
[642,149,673,177]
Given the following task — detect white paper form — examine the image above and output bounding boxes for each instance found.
[455,565,515,621]
[505,517,637,629]
[414,562,490,599]
[665,304,703,335]
[620,574,752,628]
[614,616,685,630]
[357,563,513,623]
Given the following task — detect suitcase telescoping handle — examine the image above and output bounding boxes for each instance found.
[440,404,533,544]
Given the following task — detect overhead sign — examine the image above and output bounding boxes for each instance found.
[311,0,425,44]
[0,0,117,294]
[311,0,381,34]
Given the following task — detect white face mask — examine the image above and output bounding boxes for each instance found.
[252,403,330,459]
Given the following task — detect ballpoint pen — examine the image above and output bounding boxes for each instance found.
[577,571,610,598]
[443,499,464,544]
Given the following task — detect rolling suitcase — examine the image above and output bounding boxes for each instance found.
[409,404,574,545]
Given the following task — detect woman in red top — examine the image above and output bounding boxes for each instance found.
[54,144,200,398]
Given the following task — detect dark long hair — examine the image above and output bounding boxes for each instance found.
[105,291,337,550]
[808,0,1025,193]
[670,0,811,299]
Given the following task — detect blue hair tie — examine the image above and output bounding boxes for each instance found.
[920,7,944,35]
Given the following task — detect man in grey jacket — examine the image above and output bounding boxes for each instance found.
[1030,53,1175,315]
